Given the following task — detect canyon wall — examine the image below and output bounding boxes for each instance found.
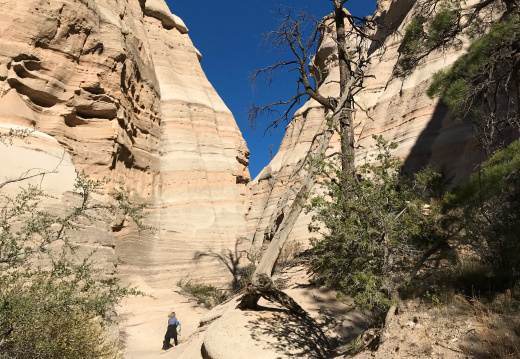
[0,0,485,290]
[246,0,483,247]
[0,0,250,286]
[0,0,508,356]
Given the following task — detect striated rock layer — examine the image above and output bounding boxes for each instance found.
[0,0,250,288]
[246,0,489,248]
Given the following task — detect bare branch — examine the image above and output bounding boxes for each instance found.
[248,8,336,131]
[241,2,383,310]
[0,152,65,190]
[248,92,307,132]
[249,60,300,89]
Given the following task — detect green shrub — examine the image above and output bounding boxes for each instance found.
[427,14,520,119]
[306,135,445,309]
[181,281,228,309]
[397,3,460,75]
[0,172,148,358]
[0,293,121,359]
[443,139,520,288]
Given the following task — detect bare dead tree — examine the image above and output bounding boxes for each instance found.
[248,5,375,177]
[240,2,380,313]
[248,9,329,130]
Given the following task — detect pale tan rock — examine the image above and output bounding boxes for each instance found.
[0,89,36,124]
[0,124,75,198]
[175,331,205,359]
[170,266,366,359]
[144,0,188,33]
[0,122,115,274]
[117,285,208,359]
[0,1,250,356]
[247,0,483,248]
[0,0,250,281]
[0,0,501,357]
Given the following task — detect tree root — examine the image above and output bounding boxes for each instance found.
[381,305,398,343]
[237,275,306,317]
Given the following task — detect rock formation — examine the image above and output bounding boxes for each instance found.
[172,266,366,359]
[246,0,482,249]
[1,0,510,357]
[165,1,501,357]
[0,0,250,287]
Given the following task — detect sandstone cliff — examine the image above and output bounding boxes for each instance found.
[0,0,250,287]
[246,0,481,249]
[165,2,506,357]
[1,0,506,357]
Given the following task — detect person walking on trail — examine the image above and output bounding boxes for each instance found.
[162,311,181,350]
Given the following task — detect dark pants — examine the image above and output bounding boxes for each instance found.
[163,324,178,349]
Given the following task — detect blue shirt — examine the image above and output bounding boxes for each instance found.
[168,317,179,326]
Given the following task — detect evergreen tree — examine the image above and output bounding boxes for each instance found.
[306,135,446,309]
[443,139,520,288]
[398,0,520,153]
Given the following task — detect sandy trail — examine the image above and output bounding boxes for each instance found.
[118,266,367,358]
[118,281,208,359]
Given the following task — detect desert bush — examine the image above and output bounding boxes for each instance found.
[180,280,228,309]
[275,240,303,271]
[0,171,148,358]
[443,139,520,289]
[0,292,121,359]
[236,262,256,292]
[181,243,259,308]
[193,237,260,294]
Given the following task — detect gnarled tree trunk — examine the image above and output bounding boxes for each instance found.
[239,1,369,313]
[238,108,349,313]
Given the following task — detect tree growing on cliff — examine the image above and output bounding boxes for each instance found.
[397,0,520,153]
[240,1,379,312]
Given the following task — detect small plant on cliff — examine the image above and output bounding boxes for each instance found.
[0,128,34,146]
[397,0,520,154]
[0,171,150,358]
[306,135,447,309]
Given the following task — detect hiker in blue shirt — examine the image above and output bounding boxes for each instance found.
[162,311,181,350]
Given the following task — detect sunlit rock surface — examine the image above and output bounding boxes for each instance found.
[0,0,505,357]
[246,0,482,248]
[0,0,250,291]
[171,266,366,359]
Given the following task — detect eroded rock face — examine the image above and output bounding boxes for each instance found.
[0,0,250,288]
[247,0,483,247]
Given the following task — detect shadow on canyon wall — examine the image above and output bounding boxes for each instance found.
[402,99,476,186]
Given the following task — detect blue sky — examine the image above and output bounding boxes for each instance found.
[166,1,378,179]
